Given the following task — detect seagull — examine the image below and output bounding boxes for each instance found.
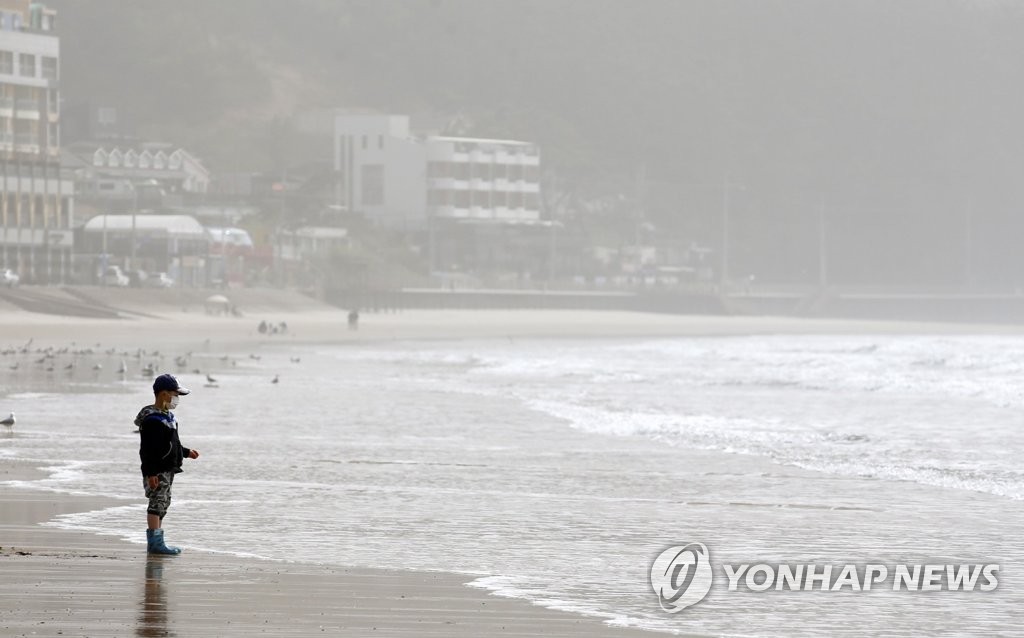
[64,362,74,370]
[1,412,13,427]
[8,362,18,371]
[290,357,301,364]
[272,375,279,384]
[206,374,217,384]
[117,359,128,374]
[249,354,261,361]
[92,363,103,371]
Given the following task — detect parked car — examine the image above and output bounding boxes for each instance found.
[146,272,174,288]
[102,265,129,287]
[2,268,18,287]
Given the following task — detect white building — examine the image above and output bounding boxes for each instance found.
[0,0,73,283]
[67,142,211,196]
[424,135,540,224]
[80,214,210,285]
[299,112,542,230]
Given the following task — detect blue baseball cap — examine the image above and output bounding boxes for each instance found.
[153,373,190,395]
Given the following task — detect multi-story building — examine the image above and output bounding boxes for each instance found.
[298,111,542,229]
[66,141,211,199]
[0,0,72,283]
[424,135,541,224]
[294,111,546,278]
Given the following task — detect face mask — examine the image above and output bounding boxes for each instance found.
[168,395,180,410]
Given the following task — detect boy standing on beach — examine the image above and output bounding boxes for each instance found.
[137,373,199,555]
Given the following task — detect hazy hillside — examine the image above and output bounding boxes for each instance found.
[51,0,1024,284]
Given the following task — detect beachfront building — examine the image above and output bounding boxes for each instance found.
[0,0,74,283]
[79,214,210,286]
[295,110,547,279]
[306,112,543,228]
[205,225,255,287]
[65,141,211,204]
[424,135,541,224]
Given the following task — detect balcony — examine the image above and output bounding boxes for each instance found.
[14,132,38,152]
[428,177,455,190]
[0,96,12,114]
[15,99,38,120]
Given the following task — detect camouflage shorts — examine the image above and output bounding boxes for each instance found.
[143,471,175,517]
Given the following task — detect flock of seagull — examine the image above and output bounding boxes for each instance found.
[0,338,298,429]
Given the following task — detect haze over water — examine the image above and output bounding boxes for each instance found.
[2,334,1021,635]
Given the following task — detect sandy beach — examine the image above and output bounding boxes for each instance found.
[3,295,1023,636]
[2,461,672,637]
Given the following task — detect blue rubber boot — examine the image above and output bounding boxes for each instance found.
[146,528,182,555]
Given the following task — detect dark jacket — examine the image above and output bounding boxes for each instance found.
[136,405,191,477]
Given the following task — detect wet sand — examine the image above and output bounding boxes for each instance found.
[1,461,669,637]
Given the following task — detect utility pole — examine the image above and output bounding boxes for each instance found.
[818,197,827,288]
[721,176,731,286]
[964,198,973,288]
[130,181,138,274]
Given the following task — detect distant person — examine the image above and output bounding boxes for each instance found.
[258,320,268,335]
[136,374,199,555]
[347,309,359,331]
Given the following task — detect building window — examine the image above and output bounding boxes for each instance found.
[0,51,12,74]
[454,190,471,208]
[453,162,470,180]
[427,189,450,206]
[360,164,384,205]
[41,56,57,81]
[427,161,452,178]
[475,162,493,181]
[525,165,540,182]
[472,190,491,208]
[18,53,34,78]
[525,193,540,210]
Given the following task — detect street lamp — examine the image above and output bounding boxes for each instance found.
[720,177,745,287]
[130,181,138,274]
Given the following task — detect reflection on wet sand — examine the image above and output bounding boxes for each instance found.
[138,555,173,637]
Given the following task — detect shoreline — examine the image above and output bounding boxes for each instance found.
[2,307,1024,350]
[0,458,668,637]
